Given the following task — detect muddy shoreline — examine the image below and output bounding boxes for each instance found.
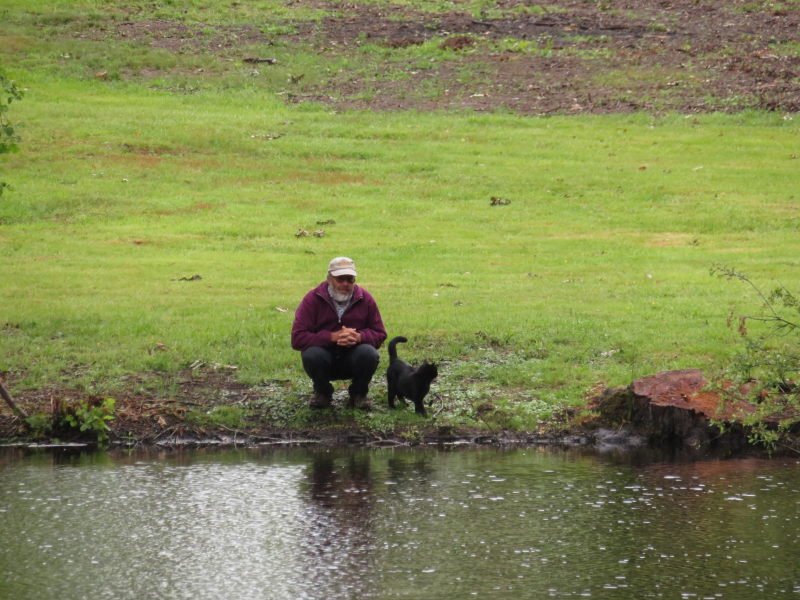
[2,368,797,459]
[1,383,793,460]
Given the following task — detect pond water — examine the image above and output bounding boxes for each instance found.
[1,445,798,600]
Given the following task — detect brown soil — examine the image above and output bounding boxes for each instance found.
[114,0,800,114]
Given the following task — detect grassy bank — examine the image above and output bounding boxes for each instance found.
[1,0,799,439]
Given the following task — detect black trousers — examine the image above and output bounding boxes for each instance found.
[301,344,380,397]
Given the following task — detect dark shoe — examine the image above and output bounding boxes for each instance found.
[309,393,332,409]
[349,394,372,410]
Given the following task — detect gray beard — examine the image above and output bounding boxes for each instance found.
[328,284,353,304]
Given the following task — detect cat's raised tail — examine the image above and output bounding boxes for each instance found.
[388,336,408,361]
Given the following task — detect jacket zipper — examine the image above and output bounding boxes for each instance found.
[320,288,360,325]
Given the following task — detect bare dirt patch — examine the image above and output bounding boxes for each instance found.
[108,0,800,114]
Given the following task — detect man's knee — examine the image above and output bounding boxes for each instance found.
[301,346,333,373]
[351,344,380,372]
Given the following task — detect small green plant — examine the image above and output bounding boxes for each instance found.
[0,73,22,154]
[713,265,800,339]
[712,266,800,451]
[0,73,24,196]
[63,398,117,445]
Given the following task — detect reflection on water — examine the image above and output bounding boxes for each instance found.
[1,446,798,599]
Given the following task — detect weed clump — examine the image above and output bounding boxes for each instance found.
[25,397,116,446]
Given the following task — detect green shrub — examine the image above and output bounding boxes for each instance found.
[713,266,800,450]
[23,397,116,444]
[63,398,116,445]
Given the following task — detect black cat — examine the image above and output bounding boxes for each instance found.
[386,336,438,416]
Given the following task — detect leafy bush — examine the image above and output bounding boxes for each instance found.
[63,398,117,445]
[25,397,117,445]
[712,266,800,449]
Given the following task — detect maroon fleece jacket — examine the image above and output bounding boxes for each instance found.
[291,282,387,351]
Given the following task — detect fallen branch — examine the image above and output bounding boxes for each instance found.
[0,380,28,419]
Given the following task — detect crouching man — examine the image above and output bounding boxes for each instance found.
[291,257,387,409]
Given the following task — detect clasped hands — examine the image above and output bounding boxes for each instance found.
[330,327,361,347]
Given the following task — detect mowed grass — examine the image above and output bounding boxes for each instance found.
[2,67,799,415]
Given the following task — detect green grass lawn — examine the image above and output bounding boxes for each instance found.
[2,74,798,413]
[1,0,799,431]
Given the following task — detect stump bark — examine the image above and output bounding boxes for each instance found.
[591,369,748,450]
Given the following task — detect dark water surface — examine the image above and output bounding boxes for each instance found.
[1,446,798,599]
